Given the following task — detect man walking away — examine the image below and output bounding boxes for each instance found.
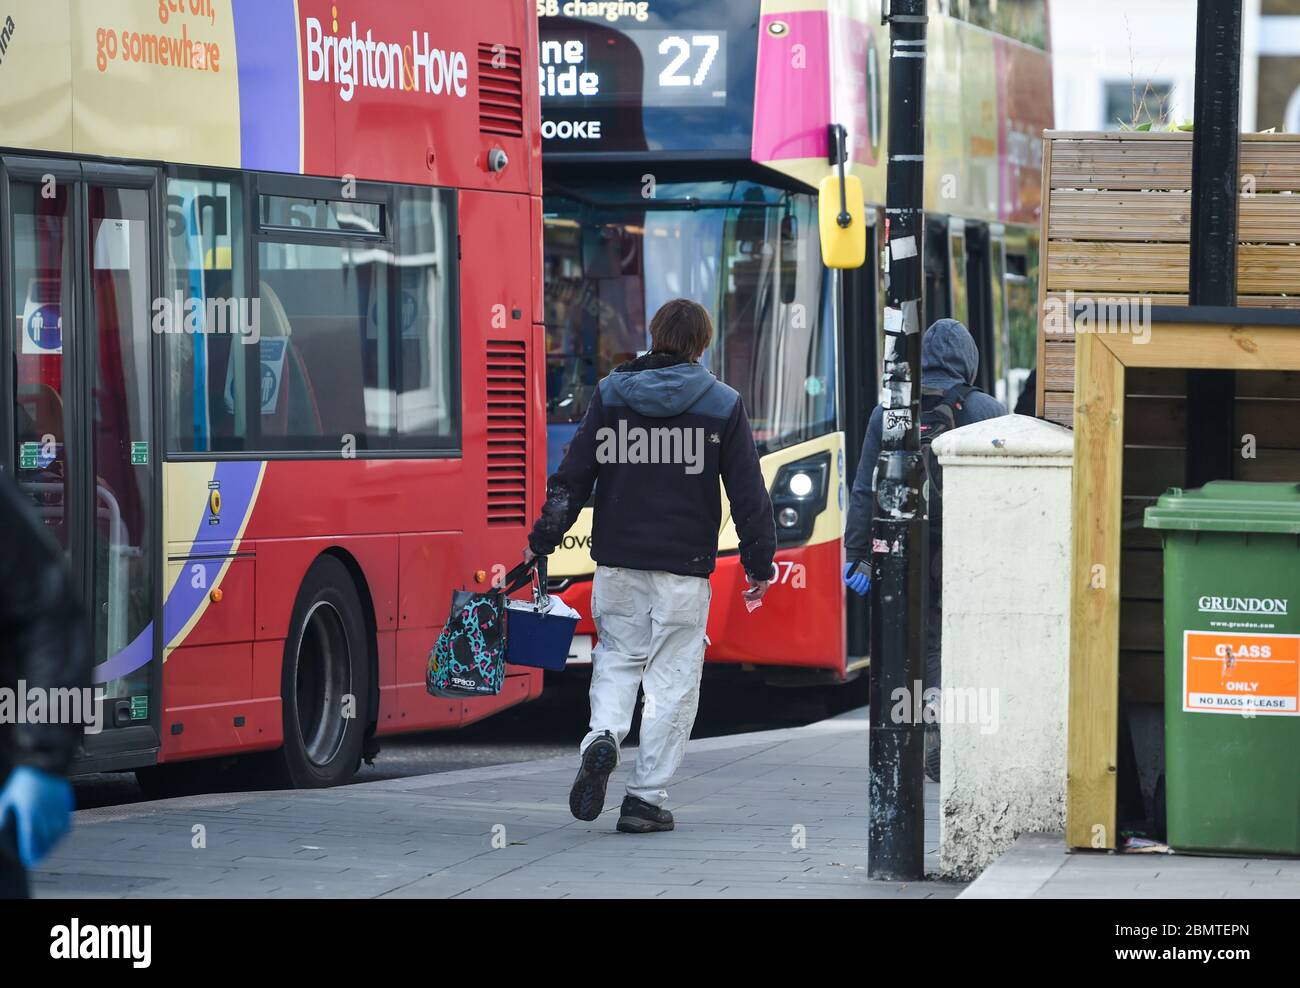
[0,475,91,898]
[842,318,1007,782]
[526,298,777,833]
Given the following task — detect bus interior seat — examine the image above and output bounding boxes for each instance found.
[254,279,324,438]
[17,381,63,446]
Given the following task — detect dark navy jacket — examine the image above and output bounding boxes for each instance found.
[528,353,777,582]
[0,475,89,785]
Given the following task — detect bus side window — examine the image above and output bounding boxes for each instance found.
[256,239,381,450]
[164,176,250,453]
[248,183,459,454]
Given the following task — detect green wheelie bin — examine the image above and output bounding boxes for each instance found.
[1144,481,1300,856]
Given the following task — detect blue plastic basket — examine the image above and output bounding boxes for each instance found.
[504,559,578,671]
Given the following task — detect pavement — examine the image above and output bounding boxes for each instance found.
[963,833,1300,899]
[35,709,961,899]
[35,707,1297,899]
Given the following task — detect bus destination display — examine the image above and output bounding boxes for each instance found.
[538,1,757,154]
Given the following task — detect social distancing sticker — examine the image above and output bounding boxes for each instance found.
[1184,631,1299,715]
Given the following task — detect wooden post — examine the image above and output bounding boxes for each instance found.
[1067,329,1124,849]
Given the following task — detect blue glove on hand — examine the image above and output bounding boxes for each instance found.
[0,766,75,867]
[843,560,871,596]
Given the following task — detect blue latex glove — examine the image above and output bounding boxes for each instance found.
[0,766,75,867]
[843,560,871,596]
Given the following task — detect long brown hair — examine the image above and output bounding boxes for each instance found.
[648,298,713,361]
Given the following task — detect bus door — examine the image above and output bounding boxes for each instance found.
[948,217,971,335]
[923,214,951,325]
[1002,231,1036,411]
[927,215,1003,392]
[964,220,1016,406]
[840,211,879,663]
[986,223,1012,408]
[2,157,162,769]
[962,219,997,396]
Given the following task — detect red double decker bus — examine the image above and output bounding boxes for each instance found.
[538,0,1052,686]
[0,0,544,789]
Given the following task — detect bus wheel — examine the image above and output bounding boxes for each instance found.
[270,556,370,788]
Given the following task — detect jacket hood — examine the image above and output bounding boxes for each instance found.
[608,352,717,418]
[921,318,979,389]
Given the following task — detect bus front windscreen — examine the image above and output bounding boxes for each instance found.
[542,179,835,475]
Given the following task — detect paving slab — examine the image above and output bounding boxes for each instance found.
[35,709,965,899]
[961,833,1300,899]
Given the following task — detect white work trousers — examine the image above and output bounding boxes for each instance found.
[579,565,712,807]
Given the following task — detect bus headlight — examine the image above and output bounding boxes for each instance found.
[770,452,830,545]
[788,472,815,498]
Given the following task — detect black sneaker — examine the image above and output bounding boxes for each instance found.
[569,732,617,821]
[924,724,941,783]
[616,794,674,833]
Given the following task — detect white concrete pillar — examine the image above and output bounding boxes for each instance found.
[930,414,1074,880]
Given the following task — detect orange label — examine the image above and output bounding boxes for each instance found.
[1184,631,1300,716]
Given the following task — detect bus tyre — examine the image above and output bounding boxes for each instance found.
[271,556,370,788]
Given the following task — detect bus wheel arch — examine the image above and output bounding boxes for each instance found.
[320,546,381,756]
[265,552,373,788]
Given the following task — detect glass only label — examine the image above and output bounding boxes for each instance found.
[1183,631,1300,716]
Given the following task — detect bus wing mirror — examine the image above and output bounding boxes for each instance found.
[817,172,866,269]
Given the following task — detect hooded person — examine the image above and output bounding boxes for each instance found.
[0,475,90,899]
[526,298,777,833]
[842,318,1006,780]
